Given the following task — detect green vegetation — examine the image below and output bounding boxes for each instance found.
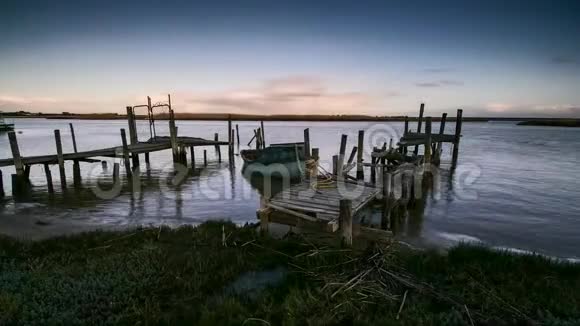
[1,222,579,325]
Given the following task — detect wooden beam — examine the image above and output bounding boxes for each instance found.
[347,146,357,165]
[54,129,67,190]
[69,123,78,153]
[339,199,353,246]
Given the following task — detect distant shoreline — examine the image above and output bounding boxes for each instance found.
[517,120,580,127]
[3,112,580,123]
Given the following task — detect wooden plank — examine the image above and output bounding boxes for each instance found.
[269,200,334,214]
[267,202,318,222]
[8,132,24,176]
[54,129,67,190]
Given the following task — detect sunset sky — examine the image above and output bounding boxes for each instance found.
[1,0,579,117]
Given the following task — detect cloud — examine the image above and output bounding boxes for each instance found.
[415,80,464,88]
[178,76,376,115]
[422,68,455,73]
[551,55,578,65]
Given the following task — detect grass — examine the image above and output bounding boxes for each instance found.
[1,221,579,325]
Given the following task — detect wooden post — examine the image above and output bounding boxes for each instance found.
[120,129,132,178]
[228,117,233,159]
[126,106,139,167]
[231,128,235,162]
[54,130,67,190]
[337,134,347,177]
[260,121,266,149]
[8,132,24,177]
[403,117,409,154]
[235,124,240,148]
[435,112,448,159]
[69,123,78,153]
[113,162,120,183]
[0,169,4,198]
[413,103,425,156]
[190,146,195,170]
[169,109,178,163]
[43,164,54,193]
[311,148,319,160]
[452,109,463,167]
[381,171,391,229]
[347,146,357,165]
[303,128,311,159]
[332,155,338,175]
[203,150,207,166]
[339,199,353,246]
[73,160,81,187]
[424,117,432,163]
[144,153,150,166]
[214,133,222,163]
[370,146,377,184]
[356,130,364,180]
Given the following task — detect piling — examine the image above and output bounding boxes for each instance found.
[424,117,432,163]
[214,133,222,163]
[332,155,338,175]
[120,129,132,178]
[43,164,54,194]
[260,121,266,149]
[235,124,240,148]
[403,117,409,154]
[303,128,311,159]
[339,199,353,246]
[370,147,377,184]
[381,171,392,229]
[144,153,150,167]
[169,109,178,163]
[228,117,233,159]
[0,169,4,198]
[413,103,425,155]
[203,150,207,166]
[337,134,347,177]
[311,148,319,160]
[452,109,463,166]
[356,130,364,180]
[54,130,67,190]
[69,123,78,153]
[73,160,81,187]
[190,146,195,170]
[113,162,120,183]
[126,106,139,167]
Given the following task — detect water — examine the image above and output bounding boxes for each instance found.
[1,118,579,259]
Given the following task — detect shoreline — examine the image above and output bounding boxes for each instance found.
[1,221,579,324]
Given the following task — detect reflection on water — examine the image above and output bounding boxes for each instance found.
[1,119,580,259]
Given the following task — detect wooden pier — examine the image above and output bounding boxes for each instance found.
[0,94,233,197]
[258,104,464,246]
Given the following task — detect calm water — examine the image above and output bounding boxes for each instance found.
[1,118,579,259]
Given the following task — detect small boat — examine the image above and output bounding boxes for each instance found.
[241,142,306,179]
[0,115,15,132]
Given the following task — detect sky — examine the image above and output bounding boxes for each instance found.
[1,0,579,117]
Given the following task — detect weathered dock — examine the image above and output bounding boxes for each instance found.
[258,104,464,246]
[0,94,234,197]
